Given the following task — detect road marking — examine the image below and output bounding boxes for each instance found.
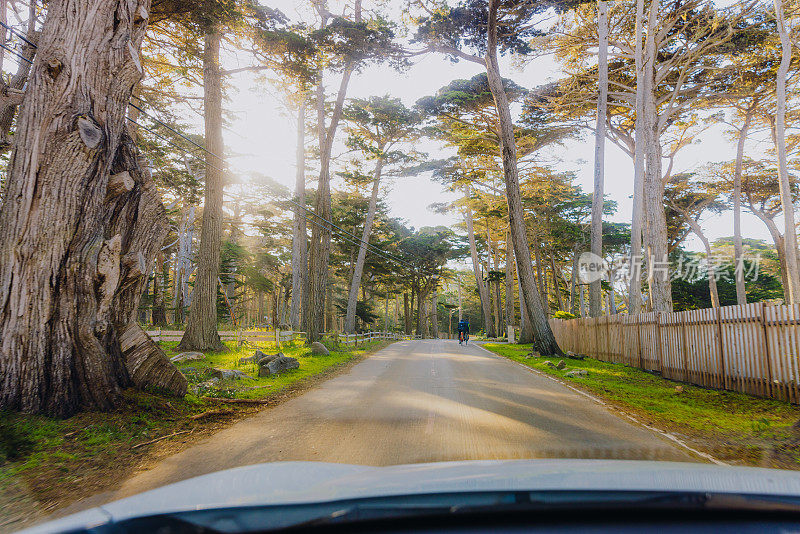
[470,343,726,466]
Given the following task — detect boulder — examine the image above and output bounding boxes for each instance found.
[566,351,587,361]
[310,342,329,356]
[543,360,555,368]
[259,355,300,377]
[555,360,566,370]
[526,351,541,359]
[170,351,204,363]
[565,370,588,378]
[239,350,269,365]
[209,368,251,380]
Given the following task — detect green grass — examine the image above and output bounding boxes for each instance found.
[483,343,800,468]
[0,338,390,523]
[163,339,374,400]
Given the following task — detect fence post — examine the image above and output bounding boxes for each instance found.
[715,306,728,390]
[759,302,775,399]
[635,315,643,370]
[656,312,664,375]
[680,312,690,383]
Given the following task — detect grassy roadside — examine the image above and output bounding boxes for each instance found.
[0,339,392,531]
[482,343,800,469]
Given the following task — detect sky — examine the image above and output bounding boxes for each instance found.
[211,0,777,254]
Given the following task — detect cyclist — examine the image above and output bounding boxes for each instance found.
[457,317,470,345]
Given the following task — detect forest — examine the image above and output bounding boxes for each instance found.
[0,0,796,417]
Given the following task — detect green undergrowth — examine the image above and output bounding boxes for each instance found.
[483,343,800,469]
[0,338,390,529]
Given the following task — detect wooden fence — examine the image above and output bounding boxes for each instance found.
[549,302,800,403]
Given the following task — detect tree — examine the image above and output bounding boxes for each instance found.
[341,96,421,333]
[178,25,228,352]
[664,174,726,307]
[0,0,185,416]
[772,0,800,303]
[590,0,609,317]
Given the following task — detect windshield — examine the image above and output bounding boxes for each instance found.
[1,0,800,532]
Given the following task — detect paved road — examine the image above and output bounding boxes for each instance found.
[116,339,696,498]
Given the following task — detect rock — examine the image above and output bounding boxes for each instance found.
[555,360,566,370]
[526,351,541,359]
[239,350,268,365]
[170,351,204,363]
[259,355,300,377]
[543,360,555,368]
[675,385,684,393]
[209,368,251,380]
[565,370,588,378]
[310,342,329,356]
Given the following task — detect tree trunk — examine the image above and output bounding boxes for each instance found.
[550,256,564,311]
[504,229,515,330]
[756,211,790,302]
[488,230,502,333]
[152,251,168,326]
[430,290,438,338]
[403,292,411,334]
[629,0,646,314]
[569,248,580,315]
[178,29,226,352]
[590,0,608,317]
[345,158,384,333]
[677,209,720,308]
[290,100,307,329]
[464,186,494,337]
[773,0,800,304]
[485,0,561,355]
[0,0,185,416]
[416,292,428,337]
[733,110,752,305]
[641,0,672,313]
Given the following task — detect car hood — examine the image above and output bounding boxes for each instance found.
[22,459,800,533]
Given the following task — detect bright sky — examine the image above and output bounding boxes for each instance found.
[217,0,777,254]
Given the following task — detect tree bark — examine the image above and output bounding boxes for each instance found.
[590,0,608,317]
[641,0,673,312]
[307,65,354,342]
[675,207,720,308]
[0,0,36,153]
[485,0,561,355]
[0,0,185,416]
[773,0,800,303]
[344,157,384,333]
[629,0,646,315]
[403,292,411,334]
[464,186,494,337]
[733,110,752,305]
[753,209,789,302]
[504,229,515,331]
[178,29,226,352]
[290,100,307,329]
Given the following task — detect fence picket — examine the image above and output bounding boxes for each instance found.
[548,303,800,403]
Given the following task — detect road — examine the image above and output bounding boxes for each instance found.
[116,339,696,498]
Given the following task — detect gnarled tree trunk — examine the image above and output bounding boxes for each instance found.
[178,29,226,352]
[0,0,185,417]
